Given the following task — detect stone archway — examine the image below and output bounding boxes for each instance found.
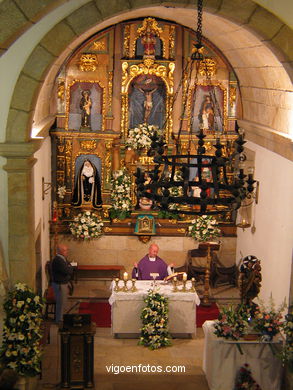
[0,0,292,285]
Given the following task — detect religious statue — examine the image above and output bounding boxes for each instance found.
[198,95,215,131]
[129,75,165,128]
[80,90,92,128]
[238,255,262,306]
[72,159,102,209]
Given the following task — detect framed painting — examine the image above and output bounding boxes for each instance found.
[190,83,227,134]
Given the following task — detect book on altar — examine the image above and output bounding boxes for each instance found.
[164,272,185,282]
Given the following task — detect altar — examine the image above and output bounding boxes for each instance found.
[202,320,283,390]
[109,281,200,338]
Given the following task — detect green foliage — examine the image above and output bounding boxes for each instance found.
[139,290,171,350]
[0,283,44,377]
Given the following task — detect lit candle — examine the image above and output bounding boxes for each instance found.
[173,276,177,282]
[123,272,128,281]
[183,272,187,281]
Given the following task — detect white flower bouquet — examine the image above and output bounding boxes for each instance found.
[70,211,103,240]
[125,123,159,151]
[188,215,221,242]
[0,283,44,376]
[57,185,66,199]
[109,170,132,220]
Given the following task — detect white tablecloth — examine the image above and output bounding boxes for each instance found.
[109,280,200,337]
[202,320,283,390]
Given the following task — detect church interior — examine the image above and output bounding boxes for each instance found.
[0,0,292,389]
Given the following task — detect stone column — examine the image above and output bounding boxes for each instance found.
[1,148,38,287]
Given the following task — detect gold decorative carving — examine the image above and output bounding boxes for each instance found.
[199,58,217,77]
[108,71,113,116]
[79,140,97,151]
[57,156,65,170]
[65,139,72,179]
[123,25,130,57]
[104,227,113,232]
[57,82,65,101]
[169,25,175,59]
[137,18,163,38]
[177,228,186,234]
[57,171,65,186]
[138,155,154,165]
[91,40,106,51]
[105,141,112,184]
[229,86,237,108]
[65,79,106,131]
[78,54,98,72]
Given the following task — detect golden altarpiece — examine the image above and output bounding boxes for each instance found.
[50,17,240,236]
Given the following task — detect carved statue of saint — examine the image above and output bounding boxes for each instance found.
[72,159,102,209]
[80,90,92,128]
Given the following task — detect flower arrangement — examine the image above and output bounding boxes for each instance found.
[57,185,66,199]
[0,283,44,377]
[252,296,286,341]
[125,123,159,151]
[69,211,103,240]
[109,169,132,220]
[188,215,221,242]
[214,305,249,340]
[234,364,261,390]
[279,313,293,370]
[140,290,171,350]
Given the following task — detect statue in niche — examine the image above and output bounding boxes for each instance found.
[72,159,102,209]
[80,90,92,128]
[129,74,165,129]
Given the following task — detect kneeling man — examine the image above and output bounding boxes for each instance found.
[132,243,174,280]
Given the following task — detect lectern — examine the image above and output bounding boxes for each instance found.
[59,314,96,389]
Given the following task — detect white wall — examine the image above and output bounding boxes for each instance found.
[236,140,293,306]
[33,137,52,292]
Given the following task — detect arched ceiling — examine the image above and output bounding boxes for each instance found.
[1,1,292,160]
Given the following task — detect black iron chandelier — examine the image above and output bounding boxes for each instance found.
[135,0,256,216]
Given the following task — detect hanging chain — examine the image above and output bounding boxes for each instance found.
[196,0,203,46]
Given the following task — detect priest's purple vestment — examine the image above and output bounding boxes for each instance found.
[132,255,168,280]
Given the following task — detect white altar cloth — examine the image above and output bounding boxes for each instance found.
[109,280,200,338]
[202,320,283,390]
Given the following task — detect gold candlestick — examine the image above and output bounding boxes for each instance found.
[172,276,177,292]
[123,279,128,292]
[182,279,187,292]
[131,279,137,292]
[190,277,196,292]
[114,278,120,292]
[202,243,212,306]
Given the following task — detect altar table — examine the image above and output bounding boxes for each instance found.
[109,280,200,338]
[202,320,283,390]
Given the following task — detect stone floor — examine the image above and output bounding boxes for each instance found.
[39,282,240,389]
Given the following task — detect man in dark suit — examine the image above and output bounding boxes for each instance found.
[51,244,73,323]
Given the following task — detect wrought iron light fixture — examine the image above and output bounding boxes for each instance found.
[135,0,256,216]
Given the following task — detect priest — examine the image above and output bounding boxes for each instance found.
[132,243,174,280]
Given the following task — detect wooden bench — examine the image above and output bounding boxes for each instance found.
[73,265,125,282]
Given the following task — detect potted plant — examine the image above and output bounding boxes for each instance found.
[0,283,44,389]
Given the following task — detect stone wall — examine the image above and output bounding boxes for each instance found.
[57,235,237,274]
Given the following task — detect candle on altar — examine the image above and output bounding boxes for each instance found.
[123,272,128,281]
[183,272,187,281]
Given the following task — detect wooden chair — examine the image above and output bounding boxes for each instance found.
[44,261,56,321]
